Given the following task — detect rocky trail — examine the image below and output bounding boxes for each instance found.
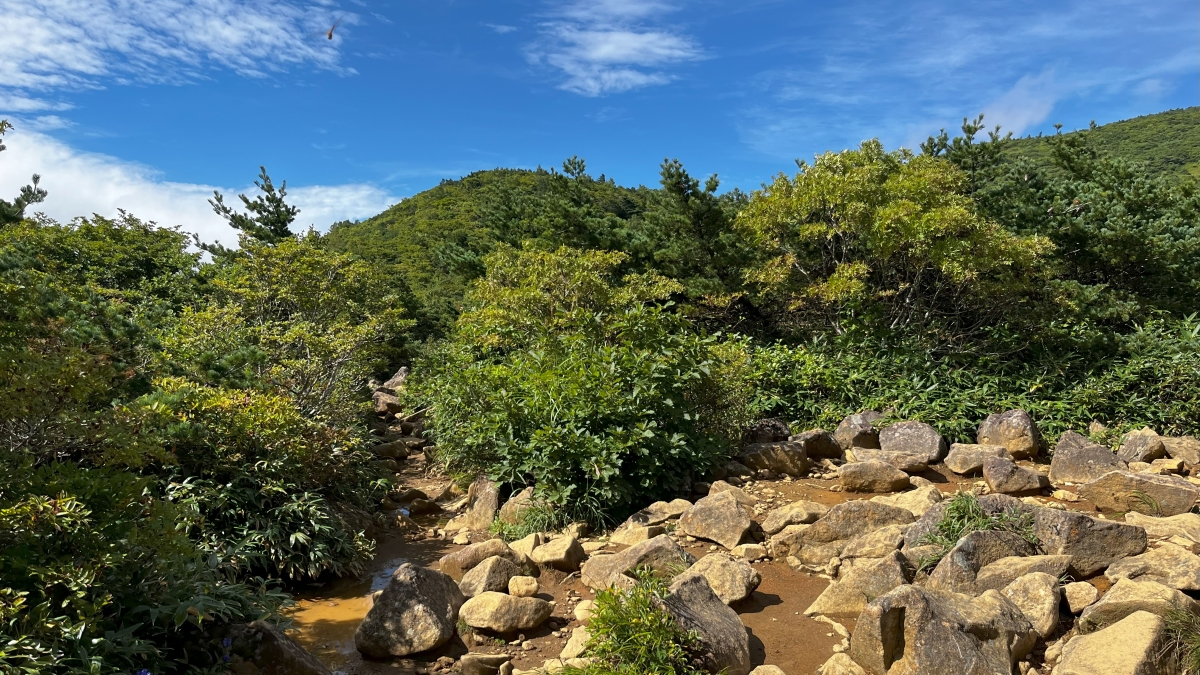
[262,404,1200,675]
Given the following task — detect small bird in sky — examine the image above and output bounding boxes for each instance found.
[326,18,341,40]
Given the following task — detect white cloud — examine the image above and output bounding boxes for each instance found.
[982,70,1060,136]
[485,23,518,34]
[0,127,397,248]
[527,0,701,96]
[0,0,353,115]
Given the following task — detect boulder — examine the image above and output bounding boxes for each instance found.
[976,409,1042,459]
[846,447,928,473]
[870,485,944,517]
[738,441,810,476]
[838,461,910,493]
[610,525,665,546]
[982,456,1047,494]
[1149,458,1185,474]
[725,460,754,477]
[441,539,532,581]
[1163,435,1200,465]
[1047,432,1125,484]
[804,551,911,619]
[675,553,761,605]
[460,654,511,675]
[944,444,1011,475]
[661,575,752,675]
[624,499,692,527]
[1105,541,1200,590]
[678,491,754,550]
[834,411,882,450]
[1034,506,1147,576]
[1079,470,1200,516]
[1056,611,1174,675]
[840,524,907,560]
[730,543,767,561]
[791,429,844,459]
[460,555,523,597]
[768,524,810,559]
[355,563,465,658]
[1080,577,1200,626]
[848,585,1035,675]
[1000,572,1060,638]
[560,626,589,659]
[742,417,792,445]
[749,667,786,675]
[509,533,543,559]
[497,487,534,525]
[879,421,947,464]
[227,621,332,675]
[818,654,867,675]
[530,536,586,572]
[508,576,538,598]
[1063,581,1099,614]
[446,477,501,532]
[761,500,829,535]
[374,440,409,459]
[1119,428,1167,463]
[805,501,916,545]
[1125,511,1200,543]
[708,481,758,506]
[581,534,696,590]
[972,555,1073,593]
[926,530,1037,594]
[574,599,595,623]
[459,592,553,633]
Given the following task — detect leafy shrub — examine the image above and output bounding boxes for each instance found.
[916,492,1036,572]
[414,245,752,525]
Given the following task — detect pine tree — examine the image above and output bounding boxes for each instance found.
[0,120,48,227]
[209,166,299,244]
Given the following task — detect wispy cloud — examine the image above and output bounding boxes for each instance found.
[485,23,518,34]
[0,126,397,247]
[526,0,702,96]
[982,70,1059,136]
[0,0,355,116]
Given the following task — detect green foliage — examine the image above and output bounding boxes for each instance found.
[413,245,751,524]
[916,492,1036,572]
[209,166,299,245]
[0,121,47,228]
[489,500,570,542]
[562,573,706,675]
[1165,604,1200,674]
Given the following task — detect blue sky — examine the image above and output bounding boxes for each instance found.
[0,0,1195,244]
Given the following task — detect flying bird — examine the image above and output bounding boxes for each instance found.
[326,18,341,40]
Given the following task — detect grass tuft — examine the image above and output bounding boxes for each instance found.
[1164,606,1200,673]
[916,491,1036,572]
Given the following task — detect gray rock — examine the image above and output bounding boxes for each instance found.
[1035,507,1147,576]
[805,500,916,545]
[660,575,752,675]
[624,499,692,527]
[446,477,501,532]
[610,524,665,546]
[834,411,882,450]
[972,555,1073,593]
[982,455,1047,494]
[1124,511,1200,543]
[849,585,1035,675]
[847,447,929,473]
[355,563,465,658]
[742,417,792,445]
[441,539,533,581]
[724,460,754,478]
[738,441,810,477]
[460,654,511,675]
[581,534,696,589]
[1163,436,1200,465]
[1080,577,1200,626]
[840,524,907,560]
[530,536,586,572]
[838,461,910,492]
[1057,610,1174,675]
[926,530,1037,594]
[374,439,410,459]
[1118,428,1167,463]
[1105,541,1200,590]
[944,443,1011,475]
[977,409,1042,459]
[1048,431,1126,484]
[1000,571,1061,638]
[460,555,523,597]
[708,480,758,506]
[459,592,553,633]
[879,421,947,464]
[497,487,534,525]
[674,553,761,605]
[679,491,754,550]
[761,500,828,535]
[804,550,911,618]
[870,485,944,517]
[1079,470,1200,516]
[1063,581,1099,614]
[228,620,332,675]
[791,429,843,459]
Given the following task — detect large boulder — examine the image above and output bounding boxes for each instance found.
[1056,611,1174,675]
[805,501,916,545]
[530,536,586,572]
[761,500,828,535]
[848,585,1035,675]
[944,444,1011,475]
[446,477,501,532]
[1048,432,1126,484]
[708,481,758,507]
[879,421,947,464]
[1105,541,1200,590]
[679,491,754,550]
[459,592,553,633]
[497,487,534,525]
[804,551,911,618]
[460,555,523,597]
[228,621,332,675]
[674,553,761,605]
[926,530,1036,594]
[982,455,1046,494]
[624,499,692,527]
[1125,511,1200,543]
[610,524,665,546]
[838,461,910,493]
[440,539,532,581]
[460,654,512,675]
[1162,435,1200,465]
[661,575,752,675]
[1080,577,1200,626]
[1064,581,1099,614]
[1034,506,1147,576]
[791,429,843,459]
[840,524,907,561]
[972,555,1072,593]
[742,417,792,445]
[1079,470,1200,517]
[976,409,1042,459]
[1000,572,1061,638]
[581,534,696,589]
[835,411,882,450]
[738,441,809,476]
[870,485,944,517]
[1119,428,1167,463]
[355,563,465,658]
[847,447,928,473]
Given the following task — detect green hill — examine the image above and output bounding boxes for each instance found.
[1006,106,1200,181]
